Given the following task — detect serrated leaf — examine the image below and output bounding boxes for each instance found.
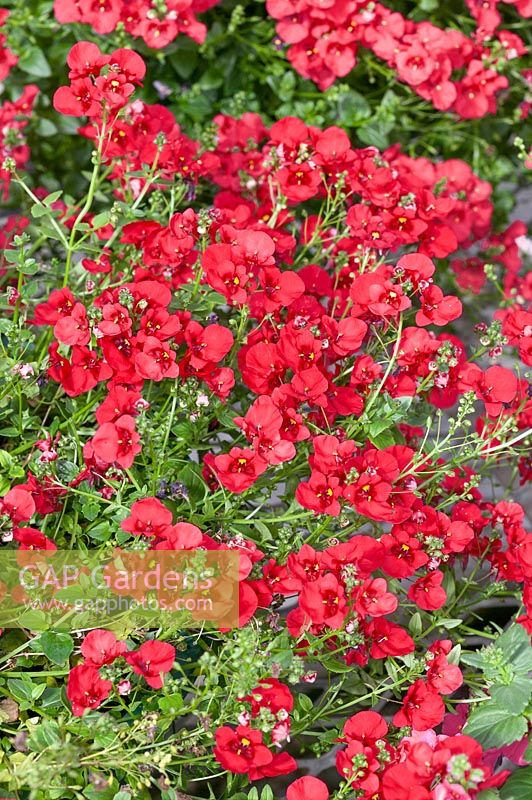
[500,767,532,800]
[496,624,532,674]
[491,676,531,715]
[460,652,484,668]
[464,706,527,748]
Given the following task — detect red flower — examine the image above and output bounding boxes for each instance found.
[252,267,305,314]
[241,678,294,716]
[203,243,250,305]
[81,629,127,667]
[134,336,179,381]
[299,573,347,629]
[125,640,175,689]
[13,527,57,550]
[416,286,462,327]
[392,679,445,730]
[459,364,518,417]
[79,0,121,34]
[366,618,415,659]
[287,776,329,800]
[341,710,388,745]
[247,750,297,781]
[53,78,102,117]
[66,41,109,79]
[53,302,90,345]
[408,570,447,611]
[296,472,341,516]
[396,45,435,86]
[213,725,273,774]
[121,497,173,538]
[355,577,398,617]
[91,414,142,469]
[0,487,35,524]
[33,287,75,325]
[67,664,112,716]
[212,447,268,493]
[184,321,234,368]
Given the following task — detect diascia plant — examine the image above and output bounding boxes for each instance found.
[0,39,531,800]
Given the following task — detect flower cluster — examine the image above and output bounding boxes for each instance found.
[289,711,509,800]
[67,630,175,714]
[52,42,146,119]
[266,0,527,116]
[54,0,219,47]
[0,84,39,197]
[214,678,296,779]
[0,8,17,79]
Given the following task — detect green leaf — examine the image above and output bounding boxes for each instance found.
[91,211,111,230]
[297,693,313,713]
[38,631,74,665]
[169,41,198,79]
[369,429,396,449]
[36,118,58,137]
[337,89,371,125]
[496,624,532,673]
[478,791,500,800]
[55,459,79,482]
[158,693,183,714]
[409,612,422,637]
[8,677,39,702]
[500,767,532,800]
[461,651,484,668]
[491,676,531,715]
[31,203,50,219]
[356,120,393,150]
[43,190,63,207]
[464,705,527,748]
[18,47,52,77]
[81,500,100,521]
[437,618,463,629]
[199,67,224,89]
[19,258,39,275]
[84,783,117,800]
[321,657,354,673]
[87,522,111,542]
[17,608,50,630]
[28,719,62,752]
